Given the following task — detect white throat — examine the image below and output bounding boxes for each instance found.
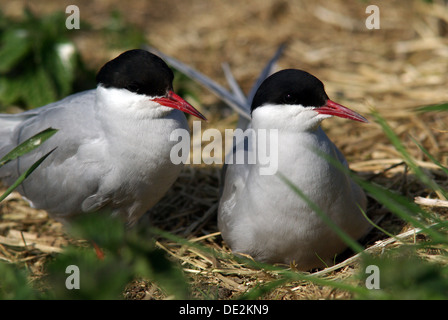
[251,104,331,132]
[95,85,173,119]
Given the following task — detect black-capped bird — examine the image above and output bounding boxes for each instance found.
[0,49,206,226]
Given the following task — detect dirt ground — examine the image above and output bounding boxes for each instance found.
[1,0,448,300]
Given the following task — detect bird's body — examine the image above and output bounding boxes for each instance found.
[122,47,370,270]
[0,49,205,226]
[218,69,370,270]
[219,124,369,270]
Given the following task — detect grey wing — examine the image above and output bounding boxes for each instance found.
[328,137,367,211]
[218,133,252,226]
[332,141,349,168]
[218,165,244,230]
[0,90,112,217]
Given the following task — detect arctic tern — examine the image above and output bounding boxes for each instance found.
[0,49,206,226]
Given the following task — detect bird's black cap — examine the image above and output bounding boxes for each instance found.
[251,69,329,113]
[96,49,174,97]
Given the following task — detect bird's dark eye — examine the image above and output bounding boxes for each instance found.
[127,83,140,93]
[283,94,295,104]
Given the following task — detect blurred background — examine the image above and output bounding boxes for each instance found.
[1,0,447,110]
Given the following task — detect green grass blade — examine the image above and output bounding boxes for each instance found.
[315,148,447,243]
[355,178,447,243]
[0,127,58,167]
[278,173,366,254]
[416,103,448,113]
[359,205,396,239]
[410,136,448,177]
[371,110,448,200]
[150,227,374,298]
[0,147,56,202]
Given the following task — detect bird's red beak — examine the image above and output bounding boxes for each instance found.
[152,90,207,120]
[316,100,368,123]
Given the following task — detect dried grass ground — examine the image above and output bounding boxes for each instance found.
[1,0,448,300]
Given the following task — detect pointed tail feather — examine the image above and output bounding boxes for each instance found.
[143,44,286,127]
[143,45,251,121]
